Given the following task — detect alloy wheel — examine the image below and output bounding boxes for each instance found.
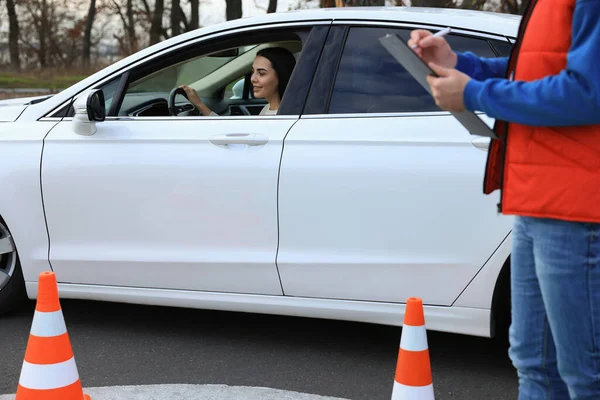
[0,222,17,291]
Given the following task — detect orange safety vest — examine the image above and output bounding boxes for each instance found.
[483,0,600,223]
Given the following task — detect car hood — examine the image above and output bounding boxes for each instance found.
[0,95,53,122]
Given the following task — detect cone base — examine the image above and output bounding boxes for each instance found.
[16,380,88,400]
[391,381,435,400]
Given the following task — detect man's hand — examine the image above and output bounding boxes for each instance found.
[426,62,471,112]
[408,29,457,69]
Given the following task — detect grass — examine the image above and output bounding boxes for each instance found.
[0,67,103,90]
[0,74,86,89]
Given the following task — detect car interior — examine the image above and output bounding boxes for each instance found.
[117,37,304,118]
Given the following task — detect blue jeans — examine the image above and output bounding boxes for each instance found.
[509,216,600,399]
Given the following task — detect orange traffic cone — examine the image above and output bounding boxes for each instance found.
[391,297,434,400]
[15,271,91,400]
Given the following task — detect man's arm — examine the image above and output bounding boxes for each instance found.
[463,0,600,126]
[455,52,508,81]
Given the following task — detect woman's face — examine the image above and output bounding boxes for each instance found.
[251,56,279,101]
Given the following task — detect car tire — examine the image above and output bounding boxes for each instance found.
[0,220,27,315]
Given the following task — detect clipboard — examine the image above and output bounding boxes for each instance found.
[378,33,498,139]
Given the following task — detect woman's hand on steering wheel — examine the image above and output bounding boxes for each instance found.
[178,85,214,116]
[179,85,202,108]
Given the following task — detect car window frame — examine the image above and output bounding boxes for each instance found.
[114,27,317,118]
[302,20,515,119]
[41,20,333,121]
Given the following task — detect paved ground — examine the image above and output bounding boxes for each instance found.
[0,384,351,400]
[0,299,518,399]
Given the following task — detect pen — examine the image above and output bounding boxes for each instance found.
[410,27,452,49]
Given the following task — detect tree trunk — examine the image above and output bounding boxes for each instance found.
[410,0,454,6]
[226,0,242,21]
[126,0,138,52]
[461,0,486,9]
[343,0,384,5]
[519,0,529,14]
[267,0,277,13]
[39,0,48,67]
[83,0,97,67]
[190,0,199,30]
[6,0,20,71]
[171,0,181,36]
[150,0,165,45]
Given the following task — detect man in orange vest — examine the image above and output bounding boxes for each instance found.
[409,2,600,398]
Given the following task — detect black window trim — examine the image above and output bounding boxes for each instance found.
[302,25,348,115]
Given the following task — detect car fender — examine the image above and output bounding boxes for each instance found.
[0,120,59,297]
[452,227,512,310]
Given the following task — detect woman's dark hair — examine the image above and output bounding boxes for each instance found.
[256,47,297,101]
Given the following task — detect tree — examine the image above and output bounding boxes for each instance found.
[126,0,138,51]
[410,0,456,7]
[460,0,486,9]
[40,0,48,67]
[519,0,529,13]
[150,0,165,44]
[83,0,97,67]
[267,0,277,13]
[226,0,242,20]
[18,0,51,67]
[189,0,199,30]
[171,0,182,36]
[111,0,139,55]
[342,0,384,5]
[6,0,20,71]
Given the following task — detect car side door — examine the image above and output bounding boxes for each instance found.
[277,23,515,306]
[40,23,330,295]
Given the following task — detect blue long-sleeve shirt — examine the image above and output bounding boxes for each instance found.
[456,0,600,127]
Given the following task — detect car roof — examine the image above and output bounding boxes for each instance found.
[128,7,518,68]
[148,7,519,57]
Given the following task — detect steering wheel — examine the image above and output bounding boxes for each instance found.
[168,87,198,116]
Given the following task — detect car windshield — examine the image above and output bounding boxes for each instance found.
[127,45,258,94]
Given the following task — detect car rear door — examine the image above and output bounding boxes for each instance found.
[277,23,515,306]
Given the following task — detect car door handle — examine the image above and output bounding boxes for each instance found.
[471,137,490,151]
[209,133,268,146]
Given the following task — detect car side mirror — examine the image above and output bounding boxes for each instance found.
[72,89,106,136]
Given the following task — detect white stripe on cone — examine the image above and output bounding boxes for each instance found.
[399,325,428,352]
[30,310,68,337]
[391,382,435,400]
[19,357,80,390]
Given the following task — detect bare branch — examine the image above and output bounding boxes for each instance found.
[253,0,267,11]
[140,0,151,15]
[180,6,190,31]
[111,0,129,29]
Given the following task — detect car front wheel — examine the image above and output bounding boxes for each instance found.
[0,220,26,315]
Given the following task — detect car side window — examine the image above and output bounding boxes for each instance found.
[53,76,122,118]
[99,77,122,114]
[114,29,310,118]
[328,27,498,115]
[118,46,258,117]
[489,39,514,57]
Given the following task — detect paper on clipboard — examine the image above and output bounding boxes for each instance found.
[378,33,498,139]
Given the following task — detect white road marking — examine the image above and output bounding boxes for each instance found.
[0,384,351,400]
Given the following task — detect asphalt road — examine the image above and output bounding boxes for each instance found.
[0,299,518,399]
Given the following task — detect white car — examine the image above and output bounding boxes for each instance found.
[0,7,520,338]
